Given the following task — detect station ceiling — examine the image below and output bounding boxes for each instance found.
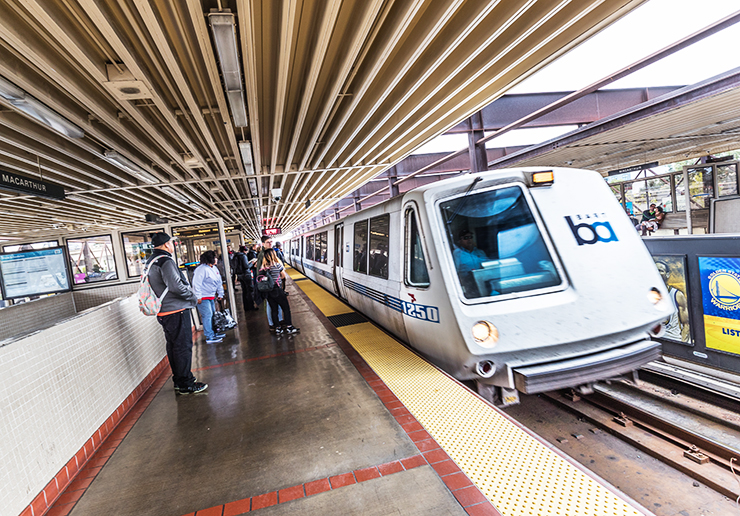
[0,0,649,241]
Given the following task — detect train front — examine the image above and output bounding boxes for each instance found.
[427,167,669,404]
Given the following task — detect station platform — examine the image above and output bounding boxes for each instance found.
[39,269,651,516]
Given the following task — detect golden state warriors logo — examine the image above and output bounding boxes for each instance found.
[708,269,740,311]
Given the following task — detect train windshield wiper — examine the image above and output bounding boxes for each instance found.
[447,176,482,224]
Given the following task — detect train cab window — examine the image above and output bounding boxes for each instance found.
[306,235,315,261]
[405,209,429,287]
[353,220,368,273]
[369,215,389,279]
[439,185,561,300]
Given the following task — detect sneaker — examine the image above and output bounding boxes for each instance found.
[269,326,276,333]
[214,333,226,338]
[177,382,208,394]
[206,337,223,344]
[275,326,284,334]
[283,326,300,335]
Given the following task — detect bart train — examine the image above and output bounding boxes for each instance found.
[287,167,668,406]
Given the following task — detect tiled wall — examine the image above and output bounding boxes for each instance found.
[0,293,77,343]
[72,281,139,312]
[0,294,166,516]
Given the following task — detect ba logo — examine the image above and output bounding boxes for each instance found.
[565,215,618,246]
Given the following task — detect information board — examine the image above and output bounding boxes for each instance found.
[0,247,71,299]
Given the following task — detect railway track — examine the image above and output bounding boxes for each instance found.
[543,376,740,501]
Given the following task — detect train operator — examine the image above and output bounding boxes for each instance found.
[453,229,488,296]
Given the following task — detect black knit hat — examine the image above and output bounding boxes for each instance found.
[151,232,172,247]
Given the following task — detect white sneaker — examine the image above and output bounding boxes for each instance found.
[206,338,223,344]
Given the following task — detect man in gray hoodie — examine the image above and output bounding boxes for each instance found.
[147,232,207,394]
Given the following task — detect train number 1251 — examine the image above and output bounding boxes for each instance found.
[401,302,440,323]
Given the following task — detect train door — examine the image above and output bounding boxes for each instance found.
[400,205,435,333]
[333,223,346,299]
[299,235,305,273]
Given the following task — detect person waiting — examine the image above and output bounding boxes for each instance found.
[639,205,664,236]
[192,251,225,344]
[258,248,299,335]
[452,229,488,296]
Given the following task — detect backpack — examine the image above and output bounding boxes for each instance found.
[212,310,227,333]
[138,255,170,316]
[256,268,276,293]
[232,252,248,276]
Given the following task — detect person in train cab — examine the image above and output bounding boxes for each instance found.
[369,244,388,277]
[656,260,690,342]
[233,245,257,311]
[193,251,225,344]
[147,232,207,394]
[452,229,488,296]
[258,248,299,335]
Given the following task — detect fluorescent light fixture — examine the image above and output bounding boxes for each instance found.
[104,150,160,184]
[248,177,259,197]
[208,11,248,127]
[160,185,192,205]
[238,141,254,174]
[0,75,84,138]
[189,201,205,212]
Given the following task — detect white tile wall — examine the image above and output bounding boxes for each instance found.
[0,293,77,343]
[0,294,166,516]
[72,282,139,312]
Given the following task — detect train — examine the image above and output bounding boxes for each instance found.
[286,167,669,406]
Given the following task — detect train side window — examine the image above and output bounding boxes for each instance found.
[353,220,368,273]
[318,232,328,264]
[369,215,389,279]
[307,235,315,261]
[405,209,429,287]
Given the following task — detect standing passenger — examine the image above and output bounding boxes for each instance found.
[258,248,299,334]
[254,236,283,331]
[233,245,257,311]
[192,250,225,344]
[147,232,207,394]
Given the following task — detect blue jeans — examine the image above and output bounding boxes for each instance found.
[197,298,216,339]
[266,300,283,327]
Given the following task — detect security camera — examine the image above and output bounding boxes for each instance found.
[271,188,282,202]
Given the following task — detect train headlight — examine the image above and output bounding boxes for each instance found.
[647,287,662,305]
[472,321,499,347]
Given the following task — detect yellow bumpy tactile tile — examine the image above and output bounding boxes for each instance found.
[338,323,644,515]
[290,279,645,515]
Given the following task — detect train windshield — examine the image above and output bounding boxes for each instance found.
[439,185,561,300]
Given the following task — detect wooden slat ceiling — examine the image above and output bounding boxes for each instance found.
[0,0,647,241]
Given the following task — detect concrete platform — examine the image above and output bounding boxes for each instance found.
[56,280,469,516]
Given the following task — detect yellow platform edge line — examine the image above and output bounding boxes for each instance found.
[290,276,647,516]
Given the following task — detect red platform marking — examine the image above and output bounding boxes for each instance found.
[192,343,336,372]
[304,478,331,496]
[400,455,427,470]
[329,472,356,489]
[278,485,305,503]
[377,461,404,476]
[223,498,251,516]
[250,492,277,510]
[195,506,224,516]
[354,466,381,482]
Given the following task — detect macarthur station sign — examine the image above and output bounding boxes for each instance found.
[0,170,65,200]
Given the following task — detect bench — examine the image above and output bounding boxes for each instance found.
[649,209,709,235]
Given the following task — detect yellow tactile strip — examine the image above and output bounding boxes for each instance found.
[289,273,647,515]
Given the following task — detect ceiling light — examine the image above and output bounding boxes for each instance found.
[182,154,202,168]
[248,177,258,197]
[208,11,248,127]
[238,141,254,174]
[104,150,160,184]
[160,186,192,205]
[0,75,84,138]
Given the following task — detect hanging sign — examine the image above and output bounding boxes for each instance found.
[263,228,281,236]
[0,169,65,200]
[698,256,740,355]
[607,162,659,176]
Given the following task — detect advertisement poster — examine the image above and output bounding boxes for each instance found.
[652,255,691,343]
[698,257,740,355]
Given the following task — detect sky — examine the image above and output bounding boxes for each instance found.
[412,0,740,154]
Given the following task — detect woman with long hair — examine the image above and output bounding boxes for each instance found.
[258,248,299,334]
[192,250,225,344]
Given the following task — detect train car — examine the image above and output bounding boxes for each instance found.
[287,167,669,406]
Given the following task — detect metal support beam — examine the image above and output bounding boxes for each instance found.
[387,165,399,197]
[468,111,487,173]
